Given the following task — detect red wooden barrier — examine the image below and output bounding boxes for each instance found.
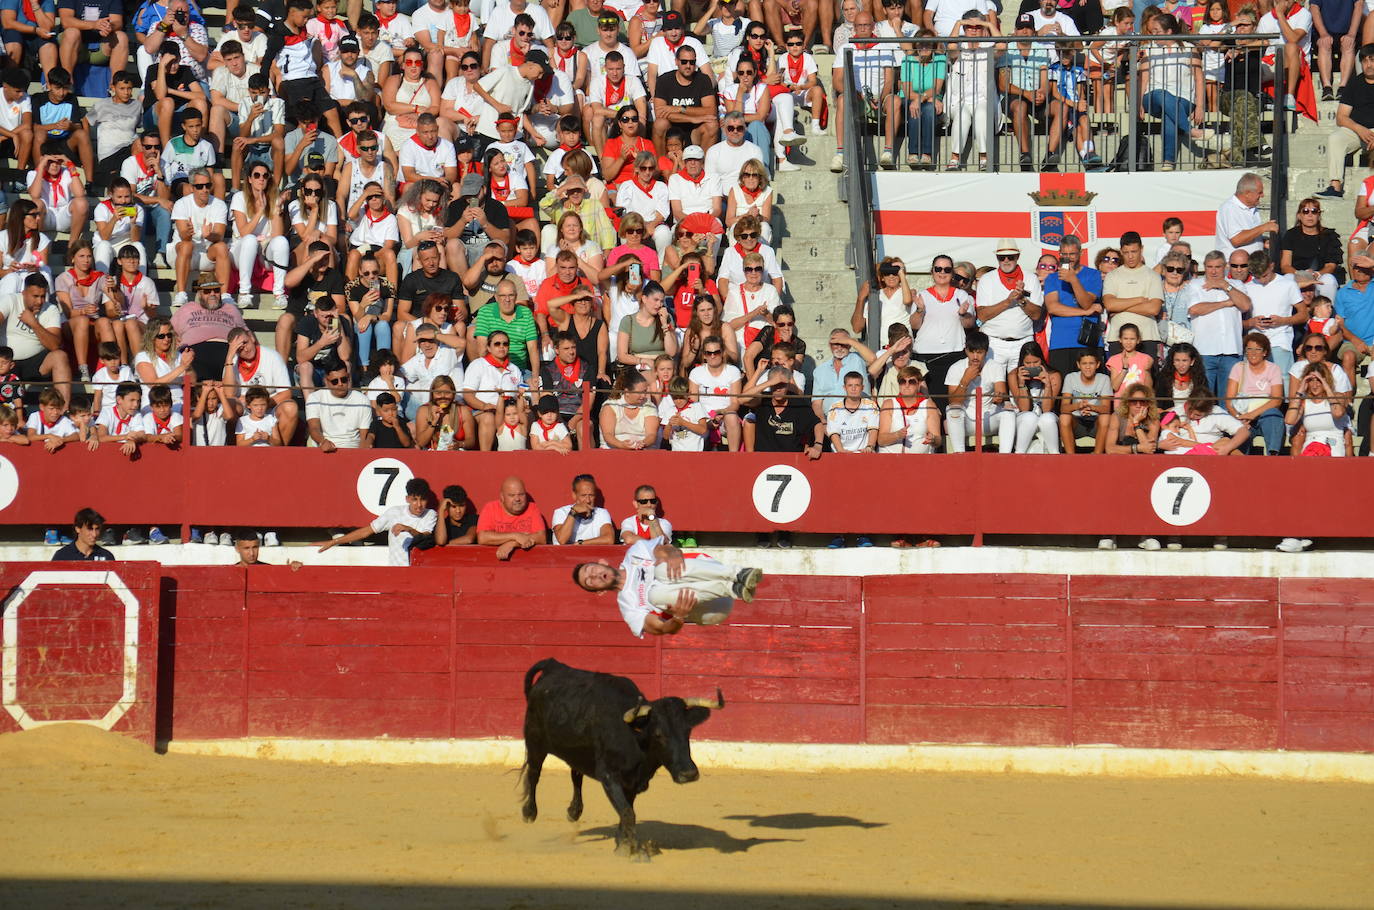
[0,562,160,746]
[2,445,1374,539]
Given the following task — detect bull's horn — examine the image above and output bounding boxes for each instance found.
[683,688,725,710]
[623,700,652,723]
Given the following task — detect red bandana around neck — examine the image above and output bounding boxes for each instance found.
[67,267,101,288]
[283,27,310,46]
[997,265,1025,291]
[896,395,926,414]
[605,76,625,105]
[677,167,705,184]
[489,174,510,200]
[364,206,391,224]
[120,270,143,293]
[378,10,398,27]
[315,14,340,39]
[509,43,527,66]
[558,358,582,384]
[786,52,807,84]
[238,348,262,383]
[411,133,437,152]
[452,10,471,35]
[928,284,956,302]
[485,353,509,369]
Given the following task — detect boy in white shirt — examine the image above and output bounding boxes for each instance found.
[658,376,708,451]
[96,381,145,457]
[137,385,184,448]
[233,74,287,191]
[529,395,572,452]
[90,342,134,416]
[317,477,439,566]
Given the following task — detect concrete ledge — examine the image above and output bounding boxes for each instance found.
[165,738,1374,783]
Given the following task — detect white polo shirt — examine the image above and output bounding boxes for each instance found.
[1185,277,1248,356]
[1215,193,1264,257]
[975,269,1043,340]
[550,505,614,544]
[668,171,719,215]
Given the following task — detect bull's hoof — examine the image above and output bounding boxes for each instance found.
[614,838,660,860]
[566,802,583,822]
[521,805,537,823]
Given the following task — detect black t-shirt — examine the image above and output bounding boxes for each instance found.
[52,543,115,561]
[541,356,593,414]
[1283,227,1345,281]
[444,509,478,542]
[753,401,819,452]
[445,197,511,245]
[346,277,396,317]
[30,90,86,135]
[397,267,466,316]
[296,310,352,365]
[653,71,715,110]
[368,416,410,448]
[1339,74,1374,128]
[141,64,196,111]
[1223,46,1265,96]
[286,269,345,318]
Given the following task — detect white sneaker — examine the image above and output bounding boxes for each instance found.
[776,158,801,172]
[1166,537,1182,550]
[263,531,280,547]
[830,152,844,172]
[237,292,254,310]
[778,128,804,147]
[272,294,288,310]
[810,119,826,136]
[1097,537,1116,550]
[220,530,234,547]
[878,149,894,168]
[1137,537,1162,551]
[172,291,190,308]
[203,530,218,546]
[1212,537,1229,550]
[1276,537,1304,553]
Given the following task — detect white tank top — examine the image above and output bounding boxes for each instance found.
[346,158,390,216]
[878,397,934,454]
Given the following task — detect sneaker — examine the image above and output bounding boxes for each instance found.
[830,152,844,172]
[77,364,91,382]
[1097,537,1117,550]
[775,531,793,549]
[1166,537,1182,550]
[202,529,218,546]
[918,154,932,169]
[740,567,763,602]
[148,527,169,545]
[1159,161,1176,172]
[190,528,204,545]
[220,529,234,546]
[272,293,288,310]
[776,158,801,172]
[1137,537,1162,551]
[263,531,280,547]
[756,533,773,549]
[1018,153,1032,172]
[778,128,804,147]
[809,119,826,136]
[1276,537,1305,553]
[857,536,874,548]
[906,154,920,169]
[97,528,117,547]
[1212,537,1229,550]
[1317,185,1344,198]
[172,291,190,308]
[237,292,254,310]
[945,158,963,171]
[879,149,894,168]
[1322,85,1335,102]
[122,528,147,545]
[681,536,696,548]
[1040,151,1060,172]
[1082,153,1104,170]
[43,528,59,545]
[828,536,846,549]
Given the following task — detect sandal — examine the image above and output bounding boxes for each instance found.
[891,537,912,548]
[914,538,942,548]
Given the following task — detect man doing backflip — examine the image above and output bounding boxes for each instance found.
[573,538,762,637]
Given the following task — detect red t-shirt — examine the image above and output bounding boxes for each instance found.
[534,275,597,317]
[476,500,548,537]
[602,135,655,186]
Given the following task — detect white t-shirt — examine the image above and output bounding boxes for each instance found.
[171,195,229,243]
[1029,9,1079,34]
[132,351,185,407]
[1186,278,1248,356]
[1165,406,1245,451]
[305,389,373,447]
[587,70,646,110]
[1258,6,1313,56]
[943,357,1007,415]
[719,243,782,287]
[619,514,673,543]
[704,139,764,194]
[928,0,995,35]
[0,296,60,361]
[645,34,707,80]
[721,282,780,352]
[351,211,401,249]
[1215,194,1264,257]
[235,411,278,444]
[25,411,75,437]
[529,417,570,446]
[826,399,880,452]
[398,135,458,178]
[687,363,742,413]
[462,356,523,406]
[1247,274,1303,352]
[91,364,134,404]
[371,504,438,566]
[667,171,720,215]
[324,59,375,102]
[216,30,269,69]
[97,405,141,437]
[914,286,973,354]
[136,407,183,437]
[975,269,1043,339]
[617,536,666,637]
[366,375,410,403]
[229,192,272,239]
[551,504,614,544]
[483,1,552,41]
[402,347,464,401]
[657,396,707,451]
[230,348,292,397]
[93,200,143,245]
[210,64,253,109]
[377,11,415,51]
[585,42,639,80]
[1293,360,1353,394]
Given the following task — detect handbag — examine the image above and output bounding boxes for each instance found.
[1077,317,1103,348]
[1165,320,1194,346]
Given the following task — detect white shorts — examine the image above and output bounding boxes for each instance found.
[169,239,214,271]
[40,204,72,233]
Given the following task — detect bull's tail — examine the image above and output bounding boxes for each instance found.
[524,658,559,700]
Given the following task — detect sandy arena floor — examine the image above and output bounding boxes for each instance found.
[1,725,1370,910]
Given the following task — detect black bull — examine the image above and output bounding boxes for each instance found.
[520,658,724,856]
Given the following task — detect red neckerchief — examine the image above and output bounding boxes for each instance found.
[1173,372,1192,384]
[631,174,658,196]
[136,154,156,178]
[739,184,763,203]
[119,270,143,295]
[67,267,101,288]
[676,167,705,185]
[457,159,483,179]
[21,0,37,23]
[411,133,437,152]
[39,411,57,430]
[44,169,66,206]
[557,357,582,384]
[514,254,539,266]
[316,15,346,39]
[1283,1,1303,19]
[103,199,117,217]
[152,411,174,434]
[555,43,577,68]
[534,72,554,96]
[605,75,625,105]
[996,266,1025,291]
[364,206,390,224]
[550,275,579,295]
[536,420,559,440]
[112,408,135,435]
[854,40,877,50]
[452,10,471,36]
[378,11,398,28]
[633,515,654,538]
[927,284,956,302]
[237,348,262,383]
[489,173,510,201]
[785,51,806,85]
[339,132,360,157]
[485,353,509,369]
[664,34,683,53]
[283,26,309,46]
[558,141,581,154]
[509,42,527,66]
[895,395,926,415]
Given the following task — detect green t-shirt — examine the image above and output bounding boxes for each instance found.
[900,54,947,97]
[473,303,539,370]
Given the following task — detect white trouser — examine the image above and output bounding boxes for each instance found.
[93,239,146,274]
[946,405,1000,453]
[948,95,989,157]
[41,204,72,233]
[772,91,796,146]
[231,235,290,296]
[1013,410,1060,454]
[648,556,742,625]
[988,335,1031,369]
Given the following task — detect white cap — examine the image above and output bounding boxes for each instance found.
[682,145,705,160]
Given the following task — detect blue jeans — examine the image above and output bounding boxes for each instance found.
[144,203,172,263]
[905,100,939,157]
[743,121,775,171]
[1203,353,1240,402]
[1246,407,1286,455]
[1270,346,1294,376]
[1141,89,1193,163]
[357,318,392,367]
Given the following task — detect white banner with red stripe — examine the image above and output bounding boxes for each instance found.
[873,172,1232,266]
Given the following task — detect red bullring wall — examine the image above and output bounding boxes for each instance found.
[3,560,1372,753]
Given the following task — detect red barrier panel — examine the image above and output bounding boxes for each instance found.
[4,446,1374,539]
[0,562,160,746]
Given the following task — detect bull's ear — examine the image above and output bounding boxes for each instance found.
[685,706,712,727]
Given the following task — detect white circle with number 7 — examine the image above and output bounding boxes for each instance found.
[356,458,416,517]
[1149,467,1211,527]
[751,465,812,524]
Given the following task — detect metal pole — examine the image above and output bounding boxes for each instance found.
[1127,43,1140,172]
[984,44,997,172]
[1271,46,1288,258]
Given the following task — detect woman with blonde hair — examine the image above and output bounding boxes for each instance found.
[724,158,773,245]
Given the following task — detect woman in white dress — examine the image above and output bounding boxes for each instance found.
[0,201,53,295]
[231,162,290,309]
[381,47,441,152]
